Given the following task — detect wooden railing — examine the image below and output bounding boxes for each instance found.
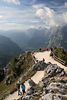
[52,52,66,66]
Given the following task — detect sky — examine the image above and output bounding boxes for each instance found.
[0,0,67,31]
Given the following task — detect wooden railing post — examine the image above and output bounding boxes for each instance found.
[52,52,66,66]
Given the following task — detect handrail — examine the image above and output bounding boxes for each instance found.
[52,52,66,65]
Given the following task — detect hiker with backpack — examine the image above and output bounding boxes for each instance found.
[21,83,26,95]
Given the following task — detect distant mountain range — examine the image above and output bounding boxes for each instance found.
[0,25,67,66]
[1,28,49,51]
[0,35,23,66]
[48,25,67,50]
[1,26,67,51]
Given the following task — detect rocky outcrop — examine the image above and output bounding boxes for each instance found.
[32,61,48,71]
[17,61,67,100]
[39,82,67,100]
[39,62,67,100]
[44,63,65,77]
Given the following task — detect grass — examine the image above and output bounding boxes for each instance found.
[33,96,41,100]
[0,81,16,100]
[54,48,67,62]
[22,70,36,83]
[62,97,67,100]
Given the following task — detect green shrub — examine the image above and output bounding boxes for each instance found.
[54,48,67,63]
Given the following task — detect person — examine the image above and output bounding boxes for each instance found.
[16,81,21,96]
[21,83,26,95]
[43,58,45,62]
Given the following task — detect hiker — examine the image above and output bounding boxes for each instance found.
[16,81,21,96]
[21,83,26,95]
[43,58,45,62]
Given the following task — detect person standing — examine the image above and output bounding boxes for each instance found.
[21,83,26,95]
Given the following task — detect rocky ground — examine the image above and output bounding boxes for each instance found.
[17,61,67,100]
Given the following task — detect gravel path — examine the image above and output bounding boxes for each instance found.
[34,51,67,71]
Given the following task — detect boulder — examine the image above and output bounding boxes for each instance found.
[26,87,34,95]
[28,79,36,87]
[45,64,64,77]
[33,61,48,71]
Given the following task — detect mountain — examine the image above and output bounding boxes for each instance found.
[61,25,67,50]
[1,31,29,51]
[1,29,49,51]
[0,35,22,66]
[26,28,49,50]
[1,26,67,51]
[48,25,67,50]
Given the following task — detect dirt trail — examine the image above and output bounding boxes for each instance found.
[34,51,67,71]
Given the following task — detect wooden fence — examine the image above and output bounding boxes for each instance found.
[52,52,67,66]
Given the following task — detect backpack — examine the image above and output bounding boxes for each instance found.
[21,85,25,90]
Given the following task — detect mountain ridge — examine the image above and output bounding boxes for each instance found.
[0,34,23,66]
[48,25,67,50]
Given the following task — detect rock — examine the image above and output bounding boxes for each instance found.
[39,78,48,88]
[18,62,67,100]
[26,87,34,95]
[45,64,64,77]
[33,92,40,96]
[56,68,63,74]
[39,81,44,88]
[39,93,53,100]
[59,79,67,83]
[59,70,65,76]
[59,89,65,95]
[46,82,62,90]
[39,93,62,100]
[33,61,48,71]
[28,79,36,87]
[53,94,62,100]
[42,78,49,86]
[22,95,32,100]
[45,64,57,75]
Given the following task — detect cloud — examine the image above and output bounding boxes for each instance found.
[0,22,33,31]
[0,0,67,31]
[4,0,20,5]
[64,2,67,7]
[33,4,67,28]
[0,6,42,30]
[35,6,57,27]
[0,15,3,18]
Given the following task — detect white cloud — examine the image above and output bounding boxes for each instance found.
[33,4,45,9]
[33,4,67,28]
[4,0,20,5]
[0,2,67,31]
[0,15,3,18]
[35,6,57,27]
[0,6,41,30]
[62,12,67,23]
[64,2,67,7]
[0,22,33,31]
